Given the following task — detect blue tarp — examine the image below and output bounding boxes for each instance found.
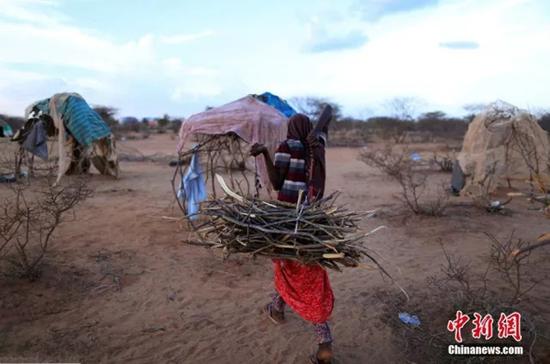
[58,96,111,146]
[256,92,297,118]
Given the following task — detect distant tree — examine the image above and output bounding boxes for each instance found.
[157,114,170,128]
[204,106,214,111]
[417,111,468,140]
[419,111,447,120]
[120,116,141,132]
[290,97,342,122]
[121,116,139,124]
[0,114,24,131]
[170,119,183,134]
[367,116,414,143]
[93,106,118,127]
[385,97,420,121]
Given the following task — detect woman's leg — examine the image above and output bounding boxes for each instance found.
[313,322,333,344]
[271,294,285,313]
[313,322,333,363]
[265,293,285,323]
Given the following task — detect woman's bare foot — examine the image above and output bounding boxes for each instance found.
[264,303,284,324]
[312,342,333,364]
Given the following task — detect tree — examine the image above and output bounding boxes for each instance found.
[93,106,118,127]
[121,116,139,125]
[0,114,25,131]
[417,111,468,140]
[367,116,414,143]
[290,97,342,122]
[419,111,447,120]
[158,114,170,128]
[385,97,420,121]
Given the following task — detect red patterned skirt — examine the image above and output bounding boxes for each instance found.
[273,259,334,324]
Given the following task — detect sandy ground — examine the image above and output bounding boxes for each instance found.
[1,134,549,363]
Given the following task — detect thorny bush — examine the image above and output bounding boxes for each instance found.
[0,177,91,280]
[359,145,449,216]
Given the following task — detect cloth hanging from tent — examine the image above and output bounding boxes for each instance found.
[22,120,48,160]
[179,151,207,220]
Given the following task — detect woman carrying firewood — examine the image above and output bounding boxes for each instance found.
[250,112,333,364]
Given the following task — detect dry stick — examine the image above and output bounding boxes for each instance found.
[212,177,409,300]
[512,233,550,257]
[201,176,371,262]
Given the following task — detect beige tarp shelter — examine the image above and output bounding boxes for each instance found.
[457,101,550,195]
[177,95,288,194]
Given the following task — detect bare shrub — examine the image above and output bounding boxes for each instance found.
[359,146,449,216]
[432,152,454,173]
[464,162,512,213]
[0,144,21,177]
[387,234,549,362]
[0,177,91,280]
[432,233,541,309]
[486,232,542,304]
[510,123,549,202]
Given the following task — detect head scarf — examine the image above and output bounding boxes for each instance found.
[285,113,327,200]
[287,114,312,142]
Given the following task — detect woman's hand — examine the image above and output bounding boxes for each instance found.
[307,131,322,148]
[250,143,267,157]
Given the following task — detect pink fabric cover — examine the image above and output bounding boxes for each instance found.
[177,95,288,193]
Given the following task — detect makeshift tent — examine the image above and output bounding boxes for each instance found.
[15,93,118,182]
[176,94,293,203]
[456,101,550,195]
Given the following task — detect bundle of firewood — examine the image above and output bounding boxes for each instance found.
[192,175,386,272]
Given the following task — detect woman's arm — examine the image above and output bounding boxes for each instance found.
[250,143,285,190]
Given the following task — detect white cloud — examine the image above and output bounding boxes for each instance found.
[0,0,63,25]
[0,0,549,118]
[160,31,214,45]
[240,0,550,115]
[353,0,439,21]
[0,0,222,116]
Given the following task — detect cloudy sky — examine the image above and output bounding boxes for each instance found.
[0,0,549,119]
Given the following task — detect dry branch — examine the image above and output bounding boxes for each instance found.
[0,177,91,279]
[192,175,387,272]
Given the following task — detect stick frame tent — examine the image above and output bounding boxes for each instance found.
[171,95,289,219]
[170,132,260,217]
